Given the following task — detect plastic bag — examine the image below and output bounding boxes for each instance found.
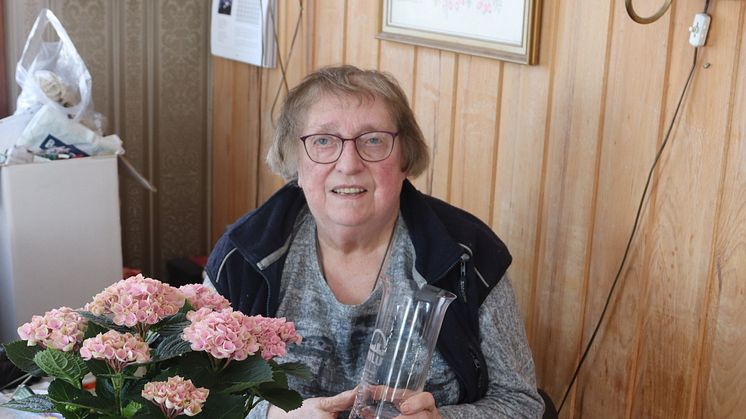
[16,104,122,158]
[14,8,105,134]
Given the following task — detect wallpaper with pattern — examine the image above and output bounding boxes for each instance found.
[4,0,211,278]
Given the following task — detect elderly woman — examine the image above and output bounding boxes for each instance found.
[205,65,544,418]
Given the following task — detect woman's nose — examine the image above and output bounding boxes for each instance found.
[335,140,365,172]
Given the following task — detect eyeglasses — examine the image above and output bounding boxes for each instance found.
[299,131,398,164]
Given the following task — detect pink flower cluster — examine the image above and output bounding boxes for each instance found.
[142,376,209,418]
[253,315,302,360]
[182,308,302,362]
[85,274,185,327]
[179,284,231,311]
[17,307,87,352]
[80,330,151,372]
[182,308,259,361]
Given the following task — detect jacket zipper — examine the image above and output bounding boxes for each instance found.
[249,260,273,315]
[458,253,470,303]
[469,345,484,394]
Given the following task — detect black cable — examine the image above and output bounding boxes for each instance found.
[557,33,704,415]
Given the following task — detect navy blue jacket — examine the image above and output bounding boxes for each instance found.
[204,180,512,403]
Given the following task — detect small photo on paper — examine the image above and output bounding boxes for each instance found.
[218,0,232,15]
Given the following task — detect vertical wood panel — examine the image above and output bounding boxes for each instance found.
[491,0,557,325]
[312,0,345,67]
[532,0,612,408]
[429,51,457,201]
[211,58,260,244]
[411,48,456,198]
[345,0,379,68]
[575,0,671,416]
[378,40,416,98]
[211,58,233,243]
[632,0,742,416]
[701,7,746,417]
[449,56,501,224]
[257,0,300,203]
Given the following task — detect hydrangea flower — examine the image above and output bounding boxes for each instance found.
[79,330,151,372]
[182,308,260,362]
[17,307,87,352]
[182,308,303,363]
[85,274,185,329]
[142,376,209,418]
[252,315,302,360]
[179,284,231,311]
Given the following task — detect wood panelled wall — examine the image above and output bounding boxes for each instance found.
[211,1,746,417]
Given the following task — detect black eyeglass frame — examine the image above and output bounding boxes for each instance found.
[298,131,399,164]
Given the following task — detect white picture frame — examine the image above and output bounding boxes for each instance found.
[378,0,542,65]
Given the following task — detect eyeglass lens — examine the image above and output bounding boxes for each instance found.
[302,131,395,163]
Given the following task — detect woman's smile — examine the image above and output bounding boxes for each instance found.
[330,186,367,196]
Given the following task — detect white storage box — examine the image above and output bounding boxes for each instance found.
[0,155,122,343]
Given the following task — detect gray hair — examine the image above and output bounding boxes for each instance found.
[266,65,430,180]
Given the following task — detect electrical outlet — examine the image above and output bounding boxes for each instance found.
[688,13,711,47]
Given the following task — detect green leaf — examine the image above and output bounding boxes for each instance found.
[149,301,194,337]
[48,379,114,414]
[220,355,273,385]
[76,311,133,334]
[122,400,144,417]
[152,334,192,361]
[85,359,111,376]
[197,393,246,419]
[216,381,260,395]
[269,371,288,388]
[2,341,44,376]
[34,349,89,387]
[144,330,161,345]
[153,313,191,338]
[273,361,312,381]
[255,387,303,412]
[154,319,191,337]
[162,352,215,388]
[95,376,115,402]
[82,319,108,340]
[0,394,55,413]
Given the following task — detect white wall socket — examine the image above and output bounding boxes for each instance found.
[688,13,711,47]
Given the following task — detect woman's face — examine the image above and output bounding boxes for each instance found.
[297,93,407,234]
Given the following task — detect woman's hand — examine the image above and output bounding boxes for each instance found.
[267,388,356,419]
[396,392,442,419]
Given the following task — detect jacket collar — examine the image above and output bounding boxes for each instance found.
[400,180,512,288]
[226,179,508,284]
[399,180,466,283]
[227,181,307,266]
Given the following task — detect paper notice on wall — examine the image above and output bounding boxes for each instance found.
[210,0,277,67]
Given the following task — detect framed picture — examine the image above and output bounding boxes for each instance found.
[378,0,541,65]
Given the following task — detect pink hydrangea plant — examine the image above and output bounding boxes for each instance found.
[252,315,302,360]
[182,308,302,364]
[17,307,87,352]
[179,284,231,311]
[182,308,260,362]
[85,274,185,330]
[142,376,209,418]
[79,330,151,372]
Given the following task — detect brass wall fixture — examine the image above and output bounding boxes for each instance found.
[625,0,673,24]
